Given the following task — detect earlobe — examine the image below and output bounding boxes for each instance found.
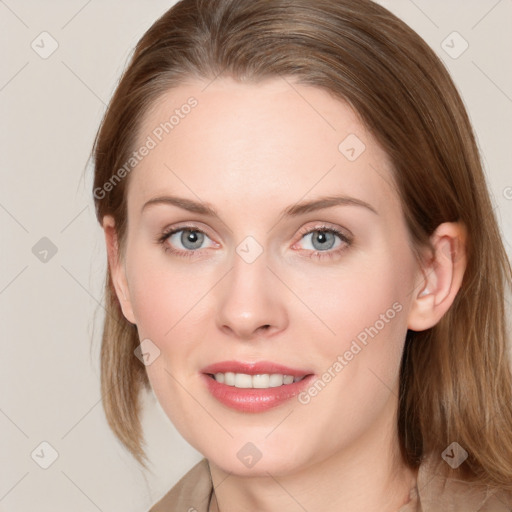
[102,215,137,325]
[407,222,467,332]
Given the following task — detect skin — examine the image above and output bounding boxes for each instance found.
[103,77,467,511]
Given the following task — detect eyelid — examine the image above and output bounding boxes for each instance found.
[294,222,353,244]
[156,222,219,253]
[159,222,215,241]
[157,221,353,259]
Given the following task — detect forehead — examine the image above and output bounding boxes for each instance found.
[128,77,398,218]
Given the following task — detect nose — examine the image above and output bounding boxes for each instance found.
[215,251,288,341]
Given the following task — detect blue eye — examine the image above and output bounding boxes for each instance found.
[157,224,352,261]
[170,229,207,250]
[294,226,352,260]
[300,230,340,251]
[158,226,215,257]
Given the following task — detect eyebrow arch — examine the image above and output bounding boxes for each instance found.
[284,195,378,216]
[141,194,378,216]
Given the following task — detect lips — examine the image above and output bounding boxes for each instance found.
[202,360,311,377]
[201,360,315,412]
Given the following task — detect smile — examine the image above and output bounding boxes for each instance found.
[201,361,314,412]
[209,372,307,388]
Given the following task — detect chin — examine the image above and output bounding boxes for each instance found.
[197,432,319,479]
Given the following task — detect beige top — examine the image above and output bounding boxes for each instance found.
[149,458,512,511]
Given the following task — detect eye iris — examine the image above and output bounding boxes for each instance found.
[181,230,204,250]
[312,230,336,250]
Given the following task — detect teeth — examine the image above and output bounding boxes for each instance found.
[253,374,270,388]
[212,372,305,389]
[234,373,253,388]
[269,374,283,387]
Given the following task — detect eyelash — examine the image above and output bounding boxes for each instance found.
[295,224,352,261]
[156,223,352,261]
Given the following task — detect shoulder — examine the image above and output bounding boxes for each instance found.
[148,458,213,512]
[416,456,512,511]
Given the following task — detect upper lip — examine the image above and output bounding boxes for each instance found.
[201,360,313,377]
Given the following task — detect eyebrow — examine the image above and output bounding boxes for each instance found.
[141,194,378,217]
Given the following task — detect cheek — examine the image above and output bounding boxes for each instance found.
[291,245,414,416]
[126,252,210,433]
[126,246,210,340]
[292,249,411,347]
[125,250,216,402]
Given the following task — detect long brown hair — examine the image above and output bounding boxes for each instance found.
[92,0,512,488]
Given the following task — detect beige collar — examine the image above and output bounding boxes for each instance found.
[149,457,512,511]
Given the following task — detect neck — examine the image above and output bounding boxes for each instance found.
[208,397,417,512]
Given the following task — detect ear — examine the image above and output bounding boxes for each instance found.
[102,215,136,325]
[407,222,467,331]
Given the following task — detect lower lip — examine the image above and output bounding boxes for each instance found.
[202,374,315,412]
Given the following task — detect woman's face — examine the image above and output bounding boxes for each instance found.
[112,77,424,476]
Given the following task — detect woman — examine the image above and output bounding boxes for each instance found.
[91,0,512,510]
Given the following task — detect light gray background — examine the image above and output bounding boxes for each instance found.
[1,1,511,510]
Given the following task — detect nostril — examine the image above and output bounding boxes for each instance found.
[254,324,271,335]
